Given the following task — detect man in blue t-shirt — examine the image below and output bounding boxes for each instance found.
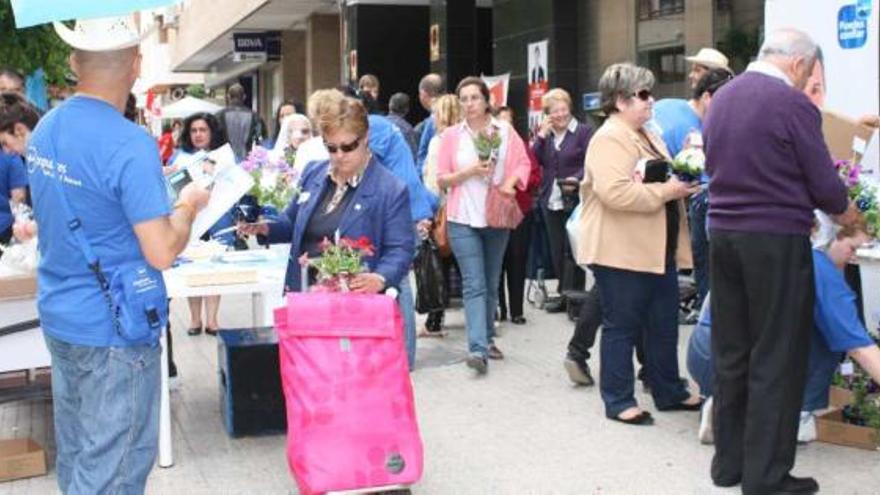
[648,68,733,318]
[27,17,210,494]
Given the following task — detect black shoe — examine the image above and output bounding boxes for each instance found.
[609,411,654,425]
[544,298,566,313]
[496,311,507,322]
[205,327,219,336]
[712,477,741,488]
[563,356,594,386]
[511,315,526,325]
[771,475,819,494]
[187,327,202,336]
[657,399,703,412]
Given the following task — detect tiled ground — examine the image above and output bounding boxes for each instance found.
[2,291,879,494]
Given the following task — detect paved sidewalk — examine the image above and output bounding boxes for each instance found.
[2,293,879,494]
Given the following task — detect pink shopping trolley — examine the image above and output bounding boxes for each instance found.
[274,292,423,494]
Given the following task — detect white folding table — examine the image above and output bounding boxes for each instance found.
[157,246,287,467]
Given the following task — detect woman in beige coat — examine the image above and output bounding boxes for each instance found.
[575,63,702,425]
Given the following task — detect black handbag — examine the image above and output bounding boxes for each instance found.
[414,238,446,314]
[644,159,670,183]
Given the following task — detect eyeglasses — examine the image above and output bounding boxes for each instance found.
[325,136,361,154]
[630,89,653,101]
[459,95,484,104]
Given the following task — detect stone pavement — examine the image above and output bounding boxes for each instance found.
[2,291,879,494]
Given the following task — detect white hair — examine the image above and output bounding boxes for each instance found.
[271,113,312,158]
[758,28,819,63]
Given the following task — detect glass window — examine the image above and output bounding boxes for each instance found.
[638,0,685,20]
[638,46,687,84]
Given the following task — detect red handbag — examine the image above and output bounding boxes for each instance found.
[485,185,524,229]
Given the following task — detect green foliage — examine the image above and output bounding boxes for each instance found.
[716,26,762,74]
[186,84,206,99]
[472,129,502,161]
[0,1,71,86]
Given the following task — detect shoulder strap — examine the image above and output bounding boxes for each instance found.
[44,116,123,334]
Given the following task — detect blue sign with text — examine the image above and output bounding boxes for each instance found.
[839,2,870,49]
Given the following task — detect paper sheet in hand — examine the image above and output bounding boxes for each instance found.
[187,144,254,242]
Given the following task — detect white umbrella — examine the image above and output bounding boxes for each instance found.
[159,96,223,119]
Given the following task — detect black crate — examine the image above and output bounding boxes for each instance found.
[217,327,286,437]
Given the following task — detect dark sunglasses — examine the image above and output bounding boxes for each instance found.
[631,89,653,101]
[324,137,361,154]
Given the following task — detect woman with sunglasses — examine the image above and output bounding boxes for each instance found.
[573,63,702,425]
[240,92,414,296]
[436,76,531,375]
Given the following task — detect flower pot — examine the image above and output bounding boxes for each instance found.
[675,172,699,183]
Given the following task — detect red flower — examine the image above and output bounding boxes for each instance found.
[355,236,375,254]
[339,237,356,249]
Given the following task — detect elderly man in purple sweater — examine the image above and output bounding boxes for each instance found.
[704,29,858,495]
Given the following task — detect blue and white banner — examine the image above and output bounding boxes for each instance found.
[766,0,878,117]
[11,0,181,28]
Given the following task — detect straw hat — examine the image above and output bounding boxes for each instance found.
[685,48,731,72]
[53,15,149,52]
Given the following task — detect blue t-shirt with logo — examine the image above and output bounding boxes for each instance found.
[650,99,702,159]
[27,96,170,346]
[1,151,28,233]
[812,249,874,352]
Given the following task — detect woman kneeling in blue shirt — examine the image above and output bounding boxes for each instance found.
[688,218,880,443]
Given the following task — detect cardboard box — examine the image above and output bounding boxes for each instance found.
[815,409,880,451]
[829,385,855,408]
[0,438,47,482]
[822,110,875,164]
[0,372,27,390]
[0,274,37,302]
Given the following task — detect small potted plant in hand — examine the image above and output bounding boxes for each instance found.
[670,147,705,183]
[472,126,502,181]
[301,235,376,292]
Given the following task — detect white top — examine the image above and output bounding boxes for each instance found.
[746,60,793,86]
[292,136,330,181]
[423,135,442,197]
[449,117,510,228]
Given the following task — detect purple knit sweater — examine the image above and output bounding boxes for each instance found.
[704,71,848,235]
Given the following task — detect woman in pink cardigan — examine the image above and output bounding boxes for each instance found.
[437,77,531,374]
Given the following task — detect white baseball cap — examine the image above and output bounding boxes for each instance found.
[53,15,150,52]
[685,48,732,73]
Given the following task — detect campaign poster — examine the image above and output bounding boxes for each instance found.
[482,73,510,108]
[527,39,549,139]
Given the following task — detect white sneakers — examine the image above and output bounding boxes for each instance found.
[798,411,817,443]
[698,396,714,444]
[697,400,818,445]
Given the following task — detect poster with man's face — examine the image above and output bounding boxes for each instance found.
[527,40,549,140]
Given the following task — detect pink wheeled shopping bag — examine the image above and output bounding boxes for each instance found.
[274,292,423,494]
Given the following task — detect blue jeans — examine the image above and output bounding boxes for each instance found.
[448,222,510,357]
[398,275,417,370]
[593,264,690,418]
[687,327,714,398]
[689,189,710,308]
[683,320,839,412]
[45,334,161,495]
[802,330,844,412]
